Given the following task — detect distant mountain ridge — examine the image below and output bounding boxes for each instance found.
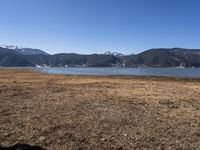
[0,45,200,67]
[0,45,48,55]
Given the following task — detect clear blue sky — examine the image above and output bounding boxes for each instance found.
[0,0,200,54]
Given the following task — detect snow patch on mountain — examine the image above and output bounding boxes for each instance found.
[0,45,23,50]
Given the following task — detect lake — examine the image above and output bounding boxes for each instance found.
[33,67,200,78]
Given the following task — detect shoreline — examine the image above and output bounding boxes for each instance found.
[0,67,200,81]
[1,68,200,81]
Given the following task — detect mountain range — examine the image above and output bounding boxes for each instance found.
[0,45,200,67]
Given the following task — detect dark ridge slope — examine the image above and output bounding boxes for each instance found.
[0,48,35,67]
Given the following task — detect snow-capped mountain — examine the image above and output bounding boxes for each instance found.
[0,45,23,50]
[0,45,48,55]
[104,51,124,57]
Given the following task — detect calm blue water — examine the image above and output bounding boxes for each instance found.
[33,67,200,78]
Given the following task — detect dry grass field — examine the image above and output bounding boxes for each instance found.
[0,69,200,150]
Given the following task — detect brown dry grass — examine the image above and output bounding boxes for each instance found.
[0,69,200,150]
